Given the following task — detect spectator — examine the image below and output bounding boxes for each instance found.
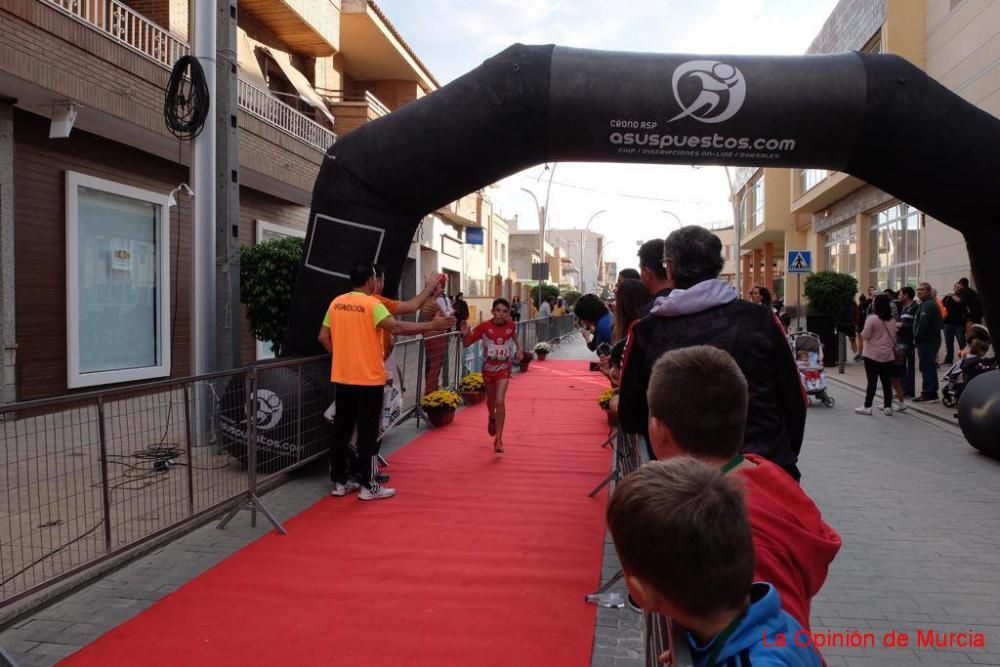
[538,295,552,318]
[636,239,671,317]
[963,323,992,358]
[958,277,983,324]
[552,297,566,317]
[420,281,449,396]
[510,295,522,322]
[749,285,773,311]
[602,280,649,384]
[319,262,453,500]
[897,286,919,398]
[646,346,841,633]
[574,294,613,355]
[856,294,870,359]
[616,268,640,290]
[607,458,822,667]
[837,291,860,361]
[942,283,967,364]
[913,282,944,402]
[452,292,470,329]
[856,293,901,416]
[619,226,806,479]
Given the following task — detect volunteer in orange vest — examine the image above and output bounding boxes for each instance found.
[318,262,455,501]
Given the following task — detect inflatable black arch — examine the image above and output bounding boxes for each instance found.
[284,44,1000,448]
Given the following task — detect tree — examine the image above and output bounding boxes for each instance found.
[803,271,858,317]
[530,283,559,306]
[562,290,582,306]
[240,236,304,356]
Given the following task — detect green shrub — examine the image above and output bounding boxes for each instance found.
[803,271,858,317]
[240,237,304,356]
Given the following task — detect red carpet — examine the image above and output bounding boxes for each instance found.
[62,360,612,666]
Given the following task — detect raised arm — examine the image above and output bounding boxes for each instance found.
[393,272,445,316]
[379,312,456,336]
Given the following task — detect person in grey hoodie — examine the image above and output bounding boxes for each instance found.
[618,227,806,480]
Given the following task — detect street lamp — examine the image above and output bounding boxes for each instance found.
[660,209,684,232]
[597,238,617,290]
[520,163,558,305]
[580,209,606,293]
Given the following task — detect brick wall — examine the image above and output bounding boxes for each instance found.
[807,0,886,54]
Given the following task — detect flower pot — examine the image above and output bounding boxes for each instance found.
[426,408,456,428]
[536,352,548,361]
[461,391,486,405]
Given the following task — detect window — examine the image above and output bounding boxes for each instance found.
[501,242,507,263]
[823,223,857,277]
[751,176,764,230]
[869,203,921,291]
[862,31,882,54]
[66,172,170,388]
[798,169,828,195]
[255,221,306,360]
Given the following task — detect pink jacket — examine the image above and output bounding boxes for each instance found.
[861,314,899,363]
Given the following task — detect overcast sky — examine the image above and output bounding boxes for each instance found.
[376,0,840,274]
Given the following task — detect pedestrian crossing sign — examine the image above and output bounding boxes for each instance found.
[787,250,812,273]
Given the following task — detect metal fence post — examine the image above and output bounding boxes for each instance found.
[183,384,195,517]
[415,337,426,428]
[838,330,847,375]
[96,397,113,553]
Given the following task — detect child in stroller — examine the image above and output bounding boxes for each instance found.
[790,332,835,407]
[942,338,996,408]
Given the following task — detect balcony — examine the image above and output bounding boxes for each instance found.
[40,0,335,152]
[238,0,338,56]
[790,170,865,214]
[437,192,480,228]
[317,88,389,136]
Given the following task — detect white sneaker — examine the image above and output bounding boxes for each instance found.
[894,400,908,412]
[330,480,361,497]
[854,406,872,415]
[883,407,893,416]
[359,486,396,501]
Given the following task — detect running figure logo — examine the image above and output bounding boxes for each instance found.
[667,60,746,124]
[253,389,283,430]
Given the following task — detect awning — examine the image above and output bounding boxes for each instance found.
[259,44,336,127]
[237,32,270,92]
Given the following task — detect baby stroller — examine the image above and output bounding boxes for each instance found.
[789,331,835,407]
[942,355,998,408]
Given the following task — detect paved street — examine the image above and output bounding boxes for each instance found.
[3,332,1000,666]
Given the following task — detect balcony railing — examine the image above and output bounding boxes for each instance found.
[238,79,335,152]
[40,0,336,152]
[46,0,188,67]
[318,89,391,118]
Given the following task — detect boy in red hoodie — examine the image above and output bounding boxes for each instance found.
[646,345,841,631]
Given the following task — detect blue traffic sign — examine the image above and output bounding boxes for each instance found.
[787,250,812,274]
[465,227,484,245]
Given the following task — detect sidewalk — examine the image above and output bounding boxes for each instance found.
[824,358,958,423]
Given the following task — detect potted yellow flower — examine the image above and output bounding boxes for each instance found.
[598,387,618,428]
[460,372,486,405]
[421,389,462,427]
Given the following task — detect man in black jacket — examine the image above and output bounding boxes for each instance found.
[618,227,807,480]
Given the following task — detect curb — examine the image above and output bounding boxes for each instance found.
[827,375,958,427]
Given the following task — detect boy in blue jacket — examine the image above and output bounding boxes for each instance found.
[607,457,822,666]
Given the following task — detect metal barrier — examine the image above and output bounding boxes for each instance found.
[0,355,329,610]
[588,428,694,667]
[0,316,594,612]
